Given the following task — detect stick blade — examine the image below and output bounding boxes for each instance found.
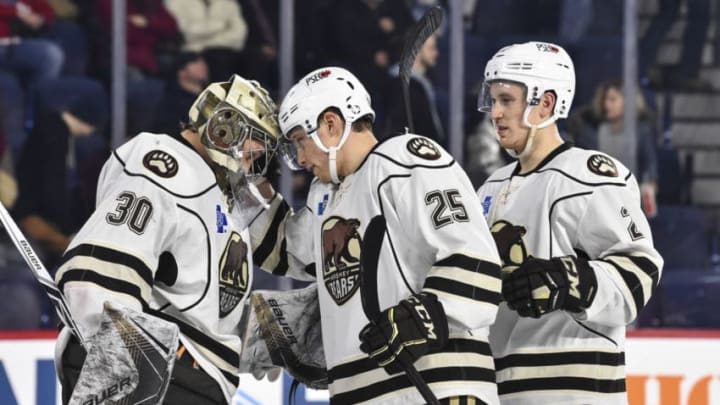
[399,6,444,86]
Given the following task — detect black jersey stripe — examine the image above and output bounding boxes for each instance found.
[328,338,492,382]
[61,243,154,287]
[434,254,501,278]
[495,350,624,370]
[498,377,626,395]
[625,254,661,288]
[603,255,659,313]
[424,276,501,305]
[330,366,496,404]
[252,198,290,268]
[371,151,456,170]
[304,263,317,277]
[147,309,240,370]
[272,238,289,276]
[57,269,148,308]
[220,370,239,387]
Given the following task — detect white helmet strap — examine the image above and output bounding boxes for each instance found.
[309,120,353,184]
[504,104,557,159]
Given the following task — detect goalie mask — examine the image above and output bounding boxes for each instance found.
[189,74,280,183]
[189,75,280,226]
[477,42,575,158]
[277,67,375,184]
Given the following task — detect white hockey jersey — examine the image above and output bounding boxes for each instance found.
[55,132,265,402]
[283,134,503,405]
[476,143,663,405]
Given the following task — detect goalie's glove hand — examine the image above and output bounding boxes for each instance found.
[358,292,448,375]
[503,255,598,318]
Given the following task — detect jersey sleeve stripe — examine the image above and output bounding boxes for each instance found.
[56,256,153,304]
[423,276,501,305]
[61,243,154,287]
[601,254,659,314]
[435,254,501,278]
[252,198,290,267]
[57,269,148,308]
[427,267,501,295]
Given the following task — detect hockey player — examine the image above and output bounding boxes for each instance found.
[476,42,663,404]
[275,66,503,404]
[54,75,288,405]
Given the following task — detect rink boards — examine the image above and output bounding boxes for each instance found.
[0,330,719,405]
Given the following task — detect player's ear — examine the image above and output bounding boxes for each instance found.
[540,91,557,119]
[321,110,343,138]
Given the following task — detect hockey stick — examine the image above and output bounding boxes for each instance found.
[0,201,86,345]
[0,201,177,405]
[398,6,444,133]
[360,215,439,405]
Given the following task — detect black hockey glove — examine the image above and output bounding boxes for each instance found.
[359,292,449,375]
[502,255,598,318]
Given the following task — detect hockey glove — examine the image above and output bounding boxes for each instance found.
[358,292,448,375]
[502,255,598,318]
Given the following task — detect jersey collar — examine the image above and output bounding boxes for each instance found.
[511,141,572,177]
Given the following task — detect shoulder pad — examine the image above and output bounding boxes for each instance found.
[113,133,217,197]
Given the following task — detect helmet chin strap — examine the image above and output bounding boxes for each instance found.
[503,106,557,159]
[310,122,353,184]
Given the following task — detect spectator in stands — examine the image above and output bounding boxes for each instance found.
[164,0,248,82]
[0,0,64,157]
[640,0,712,91]
[96,0,179,80]
[383,31,445,144]
[152,51,209,137]
[567,79,659,216]
[13,92,107,268]
[239,0,278,92]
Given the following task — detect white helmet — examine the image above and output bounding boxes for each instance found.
[479,41,575,121]
[278,67,374,183]
[478,41,575,158]
[188,74,280,181]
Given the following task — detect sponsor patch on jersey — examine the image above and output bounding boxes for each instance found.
[587,154,618,177]
[219,232,250,317]
[142,150,179,178]
[321,216,362,305]
[406,137,441,160]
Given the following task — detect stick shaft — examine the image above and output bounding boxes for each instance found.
[0,202,85,345]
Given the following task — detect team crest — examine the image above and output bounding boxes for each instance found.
[490,220,530,274]
[406,137,441,160]
[143,150,179,178]
[321,216,362,305]
[219,232,250,317]
[587,154,618,177]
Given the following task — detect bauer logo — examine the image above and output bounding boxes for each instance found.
[535,43,560,53]
[305,69,332,85]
